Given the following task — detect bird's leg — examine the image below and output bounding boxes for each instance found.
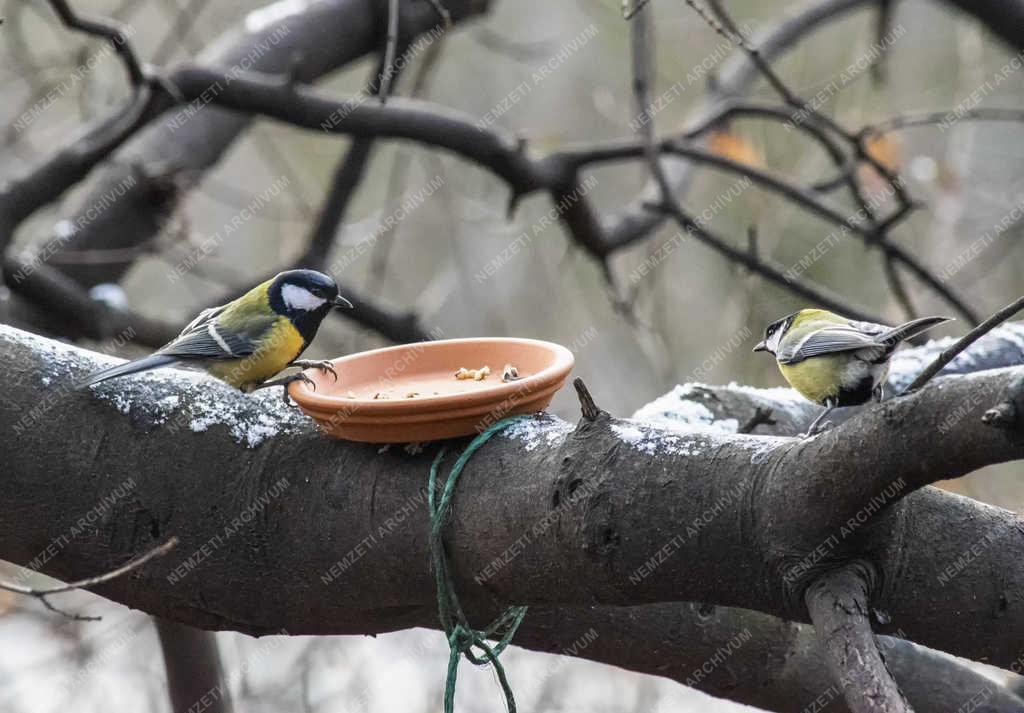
[289,359,338,382]
[252,371,317,405]
[801,402,836,438]
[873,382,885,403]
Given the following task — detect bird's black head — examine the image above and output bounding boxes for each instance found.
[753,312,798,355]
[268,269,352,342]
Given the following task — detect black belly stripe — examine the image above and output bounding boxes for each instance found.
[835,374,875,407]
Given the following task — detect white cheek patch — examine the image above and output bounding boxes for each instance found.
[766,329,783,353]
[281,283,327,311]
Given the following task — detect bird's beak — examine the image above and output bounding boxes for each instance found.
[752,340,767,353]
[333,295,354,309]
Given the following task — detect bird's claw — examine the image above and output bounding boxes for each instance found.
[254,371,317,406]
[800,420,833,438]
[291,359,338,382]
[280,372,317,406]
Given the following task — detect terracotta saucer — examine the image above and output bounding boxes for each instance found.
[288,337,575,442]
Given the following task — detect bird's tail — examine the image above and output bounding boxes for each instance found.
[76,354,178,390]
[878,316,952,346]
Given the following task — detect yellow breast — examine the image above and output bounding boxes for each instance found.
[207,318,307,389]
[778,356,844,405]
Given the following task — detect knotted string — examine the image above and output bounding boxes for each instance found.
[428,416,530,713]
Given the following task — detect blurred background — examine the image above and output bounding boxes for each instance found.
[2,0,1023,710]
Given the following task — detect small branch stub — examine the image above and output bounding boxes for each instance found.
[739,406,775,434]
[573,377,608,422]
[982,373,1024,429]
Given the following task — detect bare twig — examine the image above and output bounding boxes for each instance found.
[627,3,881,324]
[0,538,178,620]
[45,0,145,85]
[805,562,913,713]
[369,37,448,289]
[862,108,1024,137]
[882,254,916,321]
[904,295,1024,393]
[296,54,399,268]
[685,0,979,324]
[650,198,884,322]
[380,0,401,103]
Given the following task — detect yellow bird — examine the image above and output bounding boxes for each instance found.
[753,308,951,434]
[79,269,352,399]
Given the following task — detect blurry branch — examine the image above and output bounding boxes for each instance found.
[0,538,176,621]
[862,107,1024,136]
[606,0,877,249]
[7,329,1024,711]
[519,602,1024,713]
[164,64,902,323]
[45,0,146,86]
[299,141,378,269]
[9,0,1024,347]
[904,294,1024,393]
[939,0,1024,50]
[156,619,233,713]
[684,0,975,323]
[612,0,1024,325]
[2,255,180,345]
[0,86,168,252]
[627,3,882,322]
[805,563,912,713]
[380,0,401,102]
[44,0,489,289]
[282,55,433,342]
[0,0,488,349]
[369,35,449,289]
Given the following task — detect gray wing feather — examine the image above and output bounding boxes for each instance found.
[158,307,272,361]
[778,327,881,364]
[179,305,226,335]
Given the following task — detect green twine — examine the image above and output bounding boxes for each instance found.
[428,416,530,713]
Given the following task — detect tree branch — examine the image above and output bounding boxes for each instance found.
[904,295,1024,393]
[7,325,1024,710]
[5,325,1024,675]
[156,619,233,713]
[805,562,912,713]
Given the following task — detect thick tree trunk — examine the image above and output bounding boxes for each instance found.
[3,325,1024,702]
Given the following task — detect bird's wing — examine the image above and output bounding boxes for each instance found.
[158,305,276,361]
[179,305,226,336]
[777,325,881,364]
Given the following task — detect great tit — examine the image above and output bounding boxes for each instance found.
[79,269,352,399]
[753,309,950,434]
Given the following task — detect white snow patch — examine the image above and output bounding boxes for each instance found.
[502,415,574,452]
[721,433,792,464]
[631,384,739,435]
[625,382,793,461]
[245,0,311,32]
[611,420,712,456]
[723,381,806,405]
[3,324,309,448]
[889,323,1024,390]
